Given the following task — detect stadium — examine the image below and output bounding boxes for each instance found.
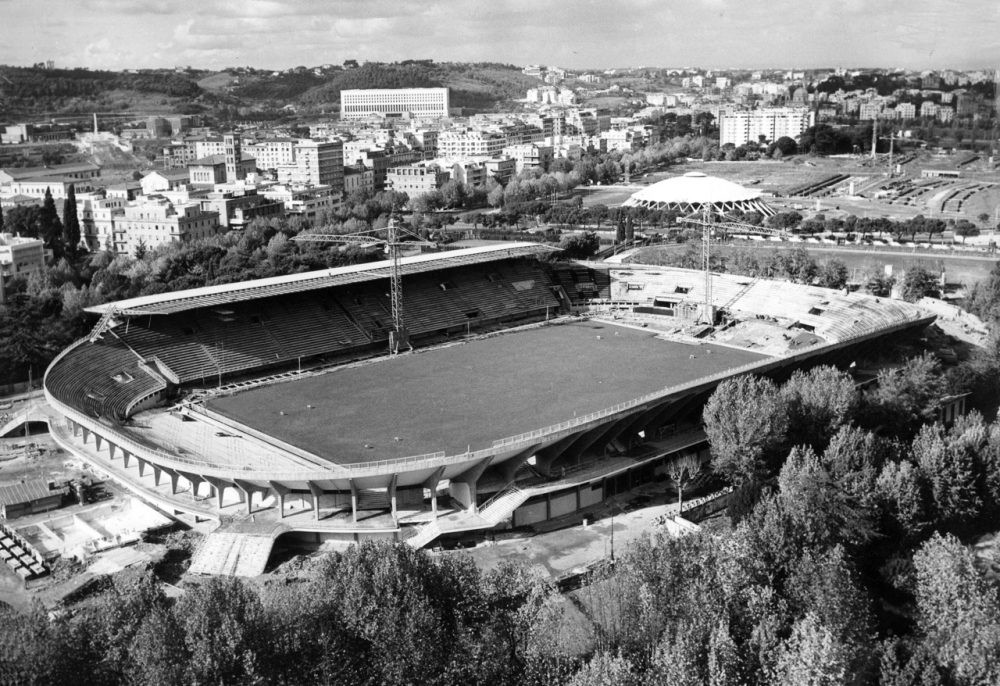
[43,241,933,574]
[623,171,777,216]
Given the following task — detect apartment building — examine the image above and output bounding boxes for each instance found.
[386,163,450,198]
[0,233,45,303]
[113,198,220,255]
[718,107,815,146]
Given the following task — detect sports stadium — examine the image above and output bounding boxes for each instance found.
[43,237,933,574]
[623,171,777,216]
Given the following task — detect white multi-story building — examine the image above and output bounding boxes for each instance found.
[501,144,554,173]
[113,198,220,256]
[717,107,815,146]
[436,129,507,158]
[261,184,340,220]
[341,88,450,120]
[244,138,297,172]
[387,163,450,199]
[77,194,126,252]
[859,103,883,120]
[896,102,916,120]
[0,233,44,303]
[277,139,344,193]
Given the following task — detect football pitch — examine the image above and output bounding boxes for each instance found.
[206,321,766,464]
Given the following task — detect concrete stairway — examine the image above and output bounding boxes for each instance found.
[188,531,275,577]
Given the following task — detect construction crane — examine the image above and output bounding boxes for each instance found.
[678,208,789,325]
[293,215,435,354]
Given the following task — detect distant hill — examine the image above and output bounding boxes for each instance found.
[0,61,541,118]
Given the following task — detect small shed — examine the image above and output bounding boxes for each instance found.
[0,480,69,519]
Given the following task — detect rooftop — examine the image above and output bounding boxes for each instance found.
[86,242,558,316]
[624,171,762,205]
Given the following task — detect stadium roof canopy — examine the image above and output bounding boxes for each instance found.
[87,242,558,316]
[623,171,776,216]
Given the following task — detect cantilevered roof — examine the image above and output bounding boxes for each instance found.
[624,171,761,205]
[86,242,558,316]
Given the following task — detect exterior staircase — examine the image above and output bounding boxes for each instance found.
[187,531,275,577]
[406,485,528,550]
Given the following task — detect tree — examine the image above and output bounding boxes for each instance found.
[954,219,980,243]
[62,183,81,254]
[781,366,858,451]
[39,186,64,257]
[770,136,798,157]
[174,576,268,686]
[865,353,946,439]
[558,232,599,259]
[703,375,788,483]
[440,179,467,209]
[912,533,1000,684]
[877,459,930,537]
[778,446,877,548]
[0,202,4,232]
[911,421,982,529]
[772,613,852,686]
[667,451,703,511]
[816,259,848,289]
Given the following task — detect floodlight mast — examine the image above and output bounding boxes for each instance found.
[678,210,789,325]
[293,215,434,354]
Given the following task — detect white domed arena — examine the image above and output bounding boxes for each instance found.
[623,171,776,217]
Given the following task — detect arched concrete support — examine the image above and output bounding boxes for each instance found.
[422,467,445,516]
[641,392,703,439]
[204,476,233,510]
[609,404,664,449]
[496,444,541,484]
[269,481,291,519]
[177,471,206,499]
[561,418,633,467]
[157,466,180,493]
[233,479,260,515]
[449,457,492,513]
[534,435,580,477]
[307,481,324,520]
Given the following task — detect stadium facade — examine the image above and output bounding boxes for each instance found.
[43,243,933,557]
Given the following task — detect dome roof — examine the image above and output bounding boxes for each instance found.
[624,172,762,206]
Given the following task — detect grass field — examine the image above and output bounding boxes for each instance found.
[206,321,765,464]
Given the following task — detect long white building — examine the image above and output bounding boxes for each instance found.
[340,88,450,120]
[718,107,815,146]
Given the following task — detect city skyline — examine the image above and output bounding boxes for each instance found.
[1,0,998,72]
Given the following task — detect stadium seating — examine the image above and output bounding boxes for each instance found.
[105,257,561,386]
[46,336,167,421]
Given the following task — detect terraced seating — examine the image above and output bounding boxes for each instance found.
[46,337,167,420]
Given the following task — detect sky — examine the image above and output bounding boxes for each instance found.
[1,0,999,72]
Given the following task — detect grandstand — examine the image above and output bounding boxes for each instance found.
[43,243,935,566]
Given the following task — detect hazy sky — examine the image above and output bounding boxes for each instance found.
[2,0,998,72]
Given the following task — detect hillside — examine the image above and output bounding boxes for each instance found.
[0,61,540,118]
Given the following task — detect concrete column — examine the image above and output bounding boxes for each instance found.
[388,474,398,520]
[233,480,256,515]
[121,451,131,469]
[204,477,229,509]
[71,421,80,437]
[349,480,359,523]
[269,482,291,519]
[307,482,324,520]
[136,457,147,478]
[94,434,103,452]
[152,465,162,487]
[81,428,90,444]
[422,467,445,518]
[107,443,117,460]
[449,457,492,514]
